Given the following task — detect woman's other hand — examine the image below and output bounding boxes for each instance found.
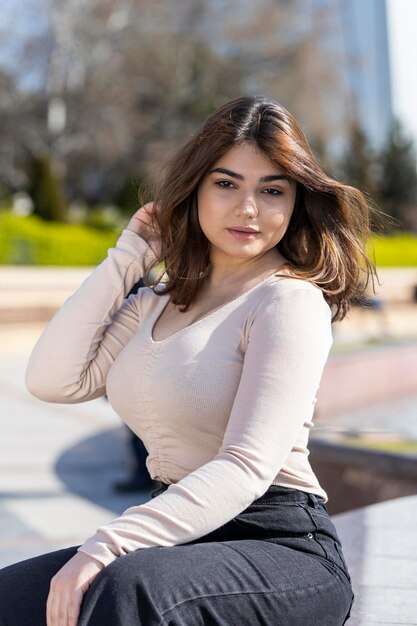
[126,201,162,256]
[46,551,104,626]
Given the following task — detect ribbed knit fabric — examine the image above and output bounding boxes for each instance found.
[25,229,333,567]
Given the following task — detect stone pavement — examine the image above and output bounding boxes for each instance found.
[334,494,417,625]
[0,327,156,568]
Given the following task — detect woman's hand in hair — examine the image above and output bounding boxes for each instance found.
[126,201,162,256]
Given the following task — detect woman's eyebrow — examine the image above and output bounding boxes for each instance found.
[209,167,290,183]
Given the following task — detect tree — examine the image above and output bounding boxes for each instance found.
[378,119,417,231]
[28,153,67,221]
[338,121,377,195]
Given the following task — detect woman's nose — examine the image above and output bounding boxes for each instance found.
[234,198,258,217]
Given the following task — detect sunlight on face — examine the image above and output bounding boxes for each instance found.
[197,142,297,268]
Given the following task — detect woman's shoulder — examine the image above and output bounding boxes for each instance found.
[252,273,331,318]
[264,272,325,298]
[239,274,333,350]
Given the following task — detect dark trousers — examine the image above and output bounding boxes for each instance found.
[0,485,354,625]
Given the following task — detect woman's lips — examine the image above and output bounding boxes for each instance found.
[227,228,260,240]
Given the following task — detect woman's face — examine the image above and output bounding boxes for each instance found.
[197,142,297,267]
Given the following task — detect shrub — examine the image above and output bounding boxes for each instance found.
[369,231,417,267]
[0,212,120,265]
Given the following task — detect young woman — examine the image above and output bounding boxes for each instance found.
[0,95,379,625]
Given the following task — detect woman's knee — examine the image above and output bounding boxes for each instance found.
[79,549,169,626]
[87,546,167,594]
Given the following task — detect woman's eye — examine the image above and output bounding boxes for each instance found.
[214,181,283,195]
[215,180,234,188]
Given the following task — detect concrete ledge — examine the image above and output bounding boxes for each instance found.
[311,438,417,477]
[332,494,417,626]
[372,267,417,303]
[310,439,417,515]
[0,307,61,323]
[0,267,91,323]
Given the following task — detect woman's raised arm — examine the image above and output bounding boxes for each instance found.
[25,204,159,404]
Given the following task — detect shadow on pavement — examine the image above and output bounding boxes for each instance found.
[54,427,153,514]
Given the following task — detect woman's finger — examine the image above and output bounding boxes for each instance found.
[46,586,52,626]
[46,586,59,626]
[138,201,156,224]
[56,595,68,626]
[46,589,83,626]
[126,204,162,256]
[47,590,76,626]
[47,588,64,626]
[127,202,160,233]
[67,588,83,626]
[46,584,67,626]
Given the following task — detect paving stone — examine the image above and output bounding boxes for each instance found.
[333,495,417,625]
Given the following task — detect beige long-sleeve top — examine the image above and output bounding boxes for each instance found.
[25,229,333,567]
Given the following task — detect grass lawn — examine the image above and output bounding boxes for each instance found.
[339,437,417,454]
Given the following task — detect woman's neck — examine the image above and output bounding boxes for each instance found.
[205,250,288,294]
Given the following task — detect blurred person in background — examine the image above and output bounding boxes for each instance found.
[0,95,382,626]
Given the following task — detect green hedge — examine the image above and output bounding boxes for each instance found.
[0,213,120,266]
[1,212,417,267]
[369,232,417,267]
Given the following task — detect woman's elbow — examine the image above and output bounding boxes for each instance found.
[25,366,103,404]
[25,365,66,403]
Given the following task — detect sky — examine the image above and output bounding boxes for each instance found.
[386,0,417,145]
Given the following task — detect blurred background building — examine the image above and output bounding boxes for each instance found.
[333,0,393,151]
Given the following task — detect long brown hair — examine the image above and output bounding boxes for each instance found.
[141,95,384,323]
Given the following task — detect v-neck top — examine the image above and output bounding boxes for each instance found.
[150,270,290,343]
[25,228,333,567]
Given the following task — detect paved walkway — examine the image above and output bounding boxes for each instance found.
[334,494,417,625]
